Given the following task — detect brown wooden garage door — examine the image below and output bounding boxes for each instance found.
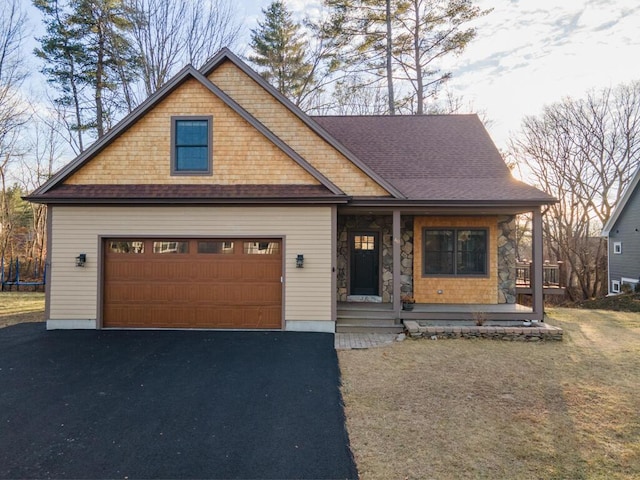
[103,238,282,329]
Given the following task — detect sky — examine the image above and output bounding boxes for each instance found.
[20,0,640,151]
[239,0,640,149]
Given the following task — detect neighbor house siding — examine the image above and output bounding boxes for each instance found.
[208,61,390,198]
[49,205,333,329]
[608,186,640,289]
[65,78,318,186]
[413,216,498,304]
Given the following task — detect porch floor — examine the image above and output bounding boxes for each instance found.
[338,302,532,313]
[337,302,537,333]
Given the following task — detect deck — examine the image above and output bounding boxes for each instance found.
[515,262,566,296]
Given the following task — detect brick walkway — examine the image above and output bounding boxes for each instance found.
[334,333,398,350]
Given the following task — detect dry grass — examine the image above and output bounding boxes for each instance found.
[339,308,640,480]
[0,292,45,328]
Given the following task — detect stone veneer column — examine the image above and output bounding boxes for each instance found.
[497,215,517,303]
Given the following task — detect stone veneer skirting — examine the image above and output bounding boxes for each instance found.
[403,320,563,341]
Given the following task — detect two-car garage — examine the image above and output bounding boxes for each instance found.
[102,238,283,329]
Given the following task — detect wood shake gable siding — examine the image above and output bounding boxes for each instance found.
[208,60,390,198]
[65,78,319,186]
[49,206,333,325]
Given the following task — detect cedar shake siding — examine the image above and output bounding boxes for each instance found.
[413,216,499,304]
[207,61,391,198]
[65,79,319,187]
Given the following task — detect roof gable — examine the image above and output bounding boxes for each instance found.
[200,49,403,199]
[31,65,344,198]
[602,166,640,236]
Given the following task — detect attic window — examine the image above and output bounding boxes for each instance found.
[171,116,213,175]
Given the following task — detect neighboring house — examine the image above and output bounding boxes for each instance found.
[26,48,555,333]
[602,167,640,295]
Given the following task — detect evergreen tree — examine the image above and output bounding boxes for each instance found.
[34,0,90,150]
[34,0,139,144]
[249,1,316,107]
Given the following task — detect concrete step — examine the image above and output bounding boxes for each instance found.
[336,323,404,334]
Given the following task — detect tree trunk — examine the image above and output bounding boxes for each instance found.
[95,21,105,138]
[386,0,395,115]
[413,0,423,115]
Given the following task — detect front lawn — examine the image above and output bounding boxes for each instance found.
[0,292,45,328]
[339,308,640,479]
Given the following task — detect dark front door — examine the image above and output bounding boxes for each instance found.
[349,231,380,295]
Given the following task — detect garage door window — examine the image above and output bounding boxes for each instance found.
[108,241,144,254]
[198,240,234,254]
[153,241,189,254]
[244,241,280,254]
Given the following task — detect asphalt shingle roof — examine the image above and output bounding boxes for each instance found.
[312,114,554,203]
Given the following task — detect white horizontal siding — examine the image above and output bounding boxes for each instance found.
[50,205,333,325]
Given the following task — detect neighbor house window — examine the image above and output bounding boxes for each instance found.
[613,242,622,254]
[611,280,621,294]
[171,116,212,174]
[423,228,487,276]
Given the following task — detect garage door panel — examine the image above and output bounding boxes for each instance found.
[103,238,282,329]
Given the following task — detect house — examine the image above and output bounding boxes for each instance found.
[602,166,640,294]
[26,48,555,333]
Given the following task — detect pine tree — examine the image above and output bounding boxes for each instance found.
[249,1,315,107]
[34,0,90,150]
[34,0,139,144]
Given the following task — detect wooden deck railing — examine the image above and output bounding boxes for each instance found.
[516,262,564,288]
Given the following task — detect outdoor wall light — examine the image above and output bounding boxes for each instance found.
[75,253,86,267]
[296,254,304,268]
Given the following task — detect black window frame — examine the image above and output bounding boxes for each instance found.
[423,228,489,277]
[170,116,213,176]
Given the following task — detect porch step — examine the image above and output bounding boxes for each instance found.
[336,313,403,334]
[337,311,395,321]
[336,323,404,334]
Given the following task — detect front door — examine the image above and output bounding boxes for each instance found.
[349,231,380,295]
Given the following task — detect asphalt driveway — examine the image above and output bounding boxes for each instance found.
[0,323,357,479]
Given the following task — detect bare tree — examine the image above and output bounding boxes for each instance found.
[15,107,67,275]
[127,0,242,98]
[509,82,640,300]
[0,0,29,265]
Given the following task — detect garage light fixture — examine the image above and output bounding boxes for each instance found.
[296,254,304,268]
[75,253,87,267]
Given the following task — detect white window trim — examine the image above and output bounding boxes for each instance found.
[613,242,622,254]
[611,280,621,294]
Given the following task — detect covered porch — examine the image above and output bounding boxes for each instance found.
[335,205,547,333]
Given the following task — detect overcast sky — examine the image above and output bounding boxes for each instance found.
[22,0,640,151]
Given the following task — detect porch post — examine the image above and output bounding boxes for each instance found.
[532,206,544,319]
[392,209,402,317]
